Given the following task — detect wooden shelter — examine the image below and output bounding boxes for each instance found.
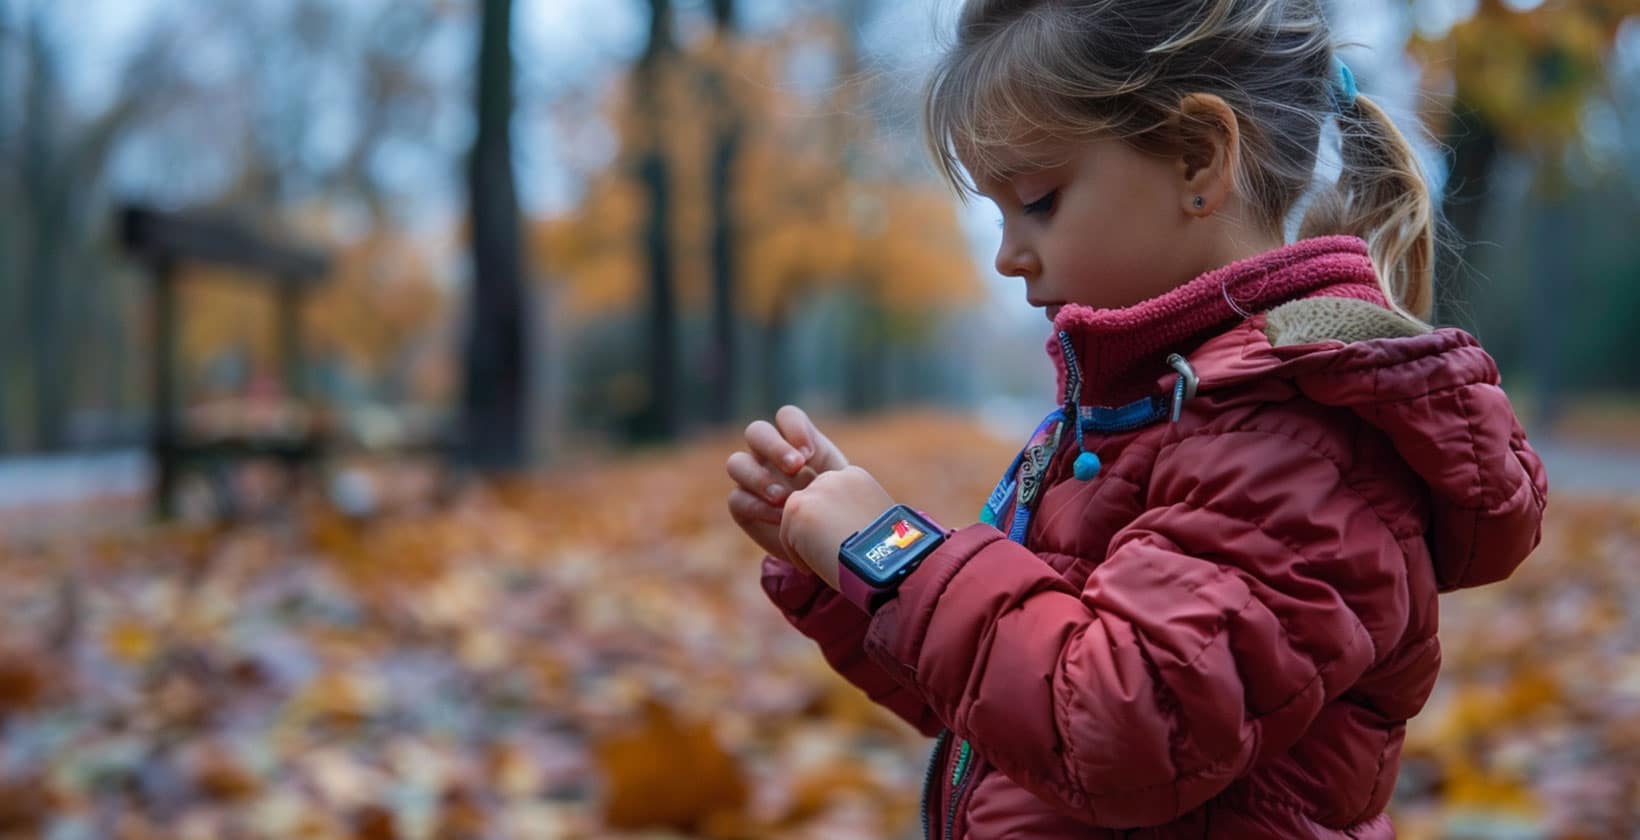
[119,204,332,518]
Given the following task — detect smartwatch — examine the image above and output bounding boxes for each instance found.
[837,505,948,614]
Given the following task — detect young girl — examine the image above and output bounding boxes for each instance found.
[725,0,1548,836]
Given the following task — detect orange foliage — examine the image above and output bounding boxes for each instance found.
[176,264,280,379]
[1411,0,1634,152]
[308,229,447,378]
[532,20,980,322]
[3,415,1636,837]
[594,700,750,834]
[174,214,447,397]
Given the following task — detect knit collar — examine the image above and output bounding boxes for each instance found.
[1047,235,1388,408]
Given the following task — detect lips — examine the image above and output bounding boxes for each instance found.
[1029,299,1066,321]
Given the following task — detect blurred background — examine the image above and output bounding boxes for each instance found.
[0,0,1636,838]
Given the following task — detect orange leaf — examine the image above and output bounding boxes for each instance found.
[594,700,749,834]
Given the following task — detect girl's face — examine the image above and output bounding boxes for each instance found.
[976,137,1209,320]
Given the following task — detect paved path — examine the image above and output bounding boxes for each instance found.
[0,440,1634,537]
[0,451,149,539]
[1531,440,1640,496]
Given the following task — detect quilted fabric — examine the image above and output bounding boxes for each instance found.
[760,237,1547,838]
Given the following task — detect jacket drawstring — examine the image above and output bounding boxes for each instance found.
[1167,353,1199,423]
[1056,331,1103,482]
[1057,333,1201,482]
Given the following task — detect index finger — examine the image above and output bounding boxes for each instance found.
[744,419,806,474]
[774,405,818,461]
[776,405,847,471]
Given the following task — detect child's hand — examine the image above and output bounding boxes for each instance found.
[725,405,849,564]
[778,466,897,591]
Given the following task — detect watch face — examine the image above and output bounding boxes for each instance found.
[847,508,937,585]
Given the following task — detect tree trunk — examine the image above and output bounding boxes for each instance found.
[1527,170,1571,434]
[0,3,11,452]
[633,0,679,442]
[22,14,68,452]
[841,300,886,414]
[704,0,740,425]
[461,0,529,470]
[833,0,878,416]
[23,233,66,450]
[761,304,790,415]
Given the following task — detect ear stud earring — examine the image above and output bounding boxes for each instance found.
[1192,195,1206,210]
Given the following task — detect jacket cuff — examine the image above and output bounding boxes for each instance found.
[760,554,838,617]
[862,523,1005,684]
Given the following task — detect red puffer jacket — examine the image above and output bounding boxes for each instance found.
[760,237,1548,839]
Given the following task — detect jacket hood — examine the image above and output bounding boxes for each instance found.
[1172,297,1547,591]
[1042,238,1546,592]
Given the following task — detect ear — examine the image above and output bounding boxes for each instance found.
[1170,93,1241,218]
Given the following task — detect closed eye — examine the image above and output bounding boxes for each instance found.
[1023,190,1058,216]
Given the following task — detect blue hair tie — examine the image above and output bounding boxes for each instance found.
[1331,56,1358,112]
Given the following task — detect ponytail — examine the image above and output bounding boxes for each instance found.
[1298,93,1436,322]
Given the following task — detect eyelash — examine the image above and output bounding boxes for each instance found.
[995,189,1060,228]
[1023,190,1058,216]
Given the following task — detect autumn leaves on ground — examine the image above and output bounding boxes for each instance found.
[0,413,1635,840]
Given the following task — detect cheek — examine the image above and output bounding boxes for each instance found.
[1052,194,1183,305]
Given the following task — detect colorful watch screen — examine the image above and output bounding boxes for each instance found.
[845,506,938,586]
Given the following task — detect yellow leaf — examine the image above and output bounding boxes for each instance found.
[104,619,159,665]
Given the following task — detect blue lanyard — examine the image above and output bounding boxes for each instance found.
[983,330,1179,545]
[980,395,1169,544]
[981,329,1084,544]
[980,407,1067,544]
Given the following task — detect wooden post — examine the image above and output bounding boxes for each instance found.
[151,256,178,519]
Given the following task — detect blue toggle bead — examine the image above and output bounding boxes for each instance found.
[1073,451,1102,481]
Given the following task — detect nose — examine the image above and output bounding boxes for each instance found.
[994,231,1040,279]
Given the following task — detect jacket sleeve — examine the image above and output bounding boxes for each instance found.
[760,554,944,737]
[858,429,1406,828]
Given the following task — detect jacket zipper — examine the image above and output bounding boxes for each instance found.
[944,738,975,840]
[921,373,1082,840]
[920,729,950,839]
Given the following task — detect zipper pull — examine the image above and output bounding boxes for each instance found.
[945,738,976,840]
[951,739,973,786]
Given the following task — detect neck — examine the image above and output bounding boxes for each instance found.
[1200,224,1286,279]
[1047,235,1387,407]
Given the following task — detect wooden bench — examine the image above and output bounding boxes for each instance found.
[119,205,332,519]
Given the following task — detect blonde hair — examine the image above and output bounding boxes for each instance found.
[923,0,1435,321]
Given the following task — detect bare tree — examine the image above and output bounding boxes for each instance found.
[634,0,680,441]
[0,0,15,450]
[704,0,741,425]
[462,0,529,469]
[4,8,178,451]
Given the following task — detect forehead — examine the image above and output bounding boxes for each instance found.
[964,137,1080,195]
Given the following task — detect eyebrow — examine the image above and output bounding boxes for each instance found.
[973,168,1046,202]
